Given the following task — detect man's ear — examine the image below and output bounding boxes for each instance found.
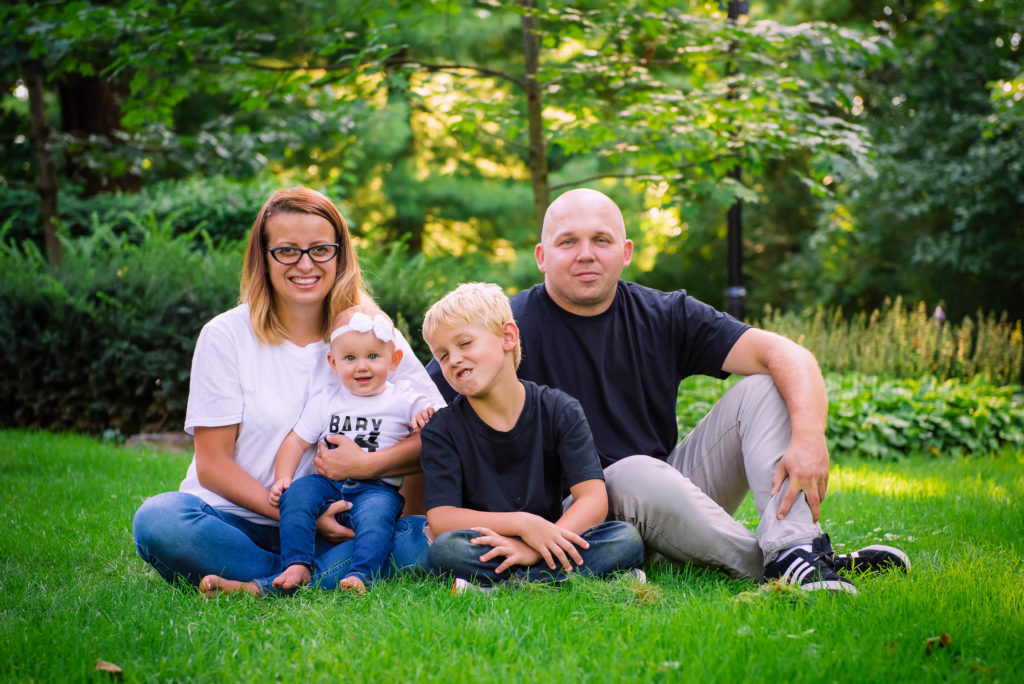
[623,238,634,267]
[390,348,404,370]
[534,242,546,273]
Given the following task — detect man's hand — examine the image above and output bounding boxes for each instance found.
[315,499,355,543]
[313,434,371,481]
[513,512,589,572]
[269,476,292,507]
[771,433,829,521]
[469,527,542,574]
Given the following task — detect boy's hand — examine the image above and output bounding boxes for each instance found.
[411,407,435,431]
[470,527,542,574]
[515,513,589,572]
[269,476,292,507]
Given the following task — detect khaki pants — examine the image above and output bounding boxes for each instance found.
[600,374,822,579]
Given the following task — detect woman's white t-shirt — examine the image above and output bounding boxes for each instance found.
[180,304,445,524]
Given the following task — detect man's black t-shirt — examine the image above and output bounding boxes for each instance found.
[428,282,749,467]
[421,380,605,523]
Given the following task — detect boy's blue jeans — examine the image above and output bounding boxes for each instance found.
[279,475,404,587]
[428,520,643,586]
[132,492,428,595]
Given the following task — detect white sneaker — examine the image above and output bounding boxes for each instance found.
[450,577,494,595]
[625,568,647,584]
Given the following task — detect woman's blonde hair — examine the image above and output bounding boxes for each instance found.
[240,187,365,344]
[422,282,522,369]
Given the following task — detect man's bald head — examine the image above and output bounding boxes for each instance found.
[534,188,633,316]
[541,188,627,243]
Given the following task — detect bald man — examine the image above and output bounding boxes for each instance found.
[428,189,909,592]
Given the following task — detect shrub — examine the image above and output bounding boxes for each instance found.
[677,373,1024,460]
[360,237,494,363]
[0,176,276,247]
[0,218,241,435]
[757,297,1024,385]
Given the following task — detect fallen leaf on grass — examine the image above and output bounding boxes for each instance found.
[924,632,953,655]
[95,659,123,681]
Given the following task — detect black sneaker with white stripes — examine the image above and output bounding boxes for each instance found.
[833,544,911,574]
[763,535,857,595]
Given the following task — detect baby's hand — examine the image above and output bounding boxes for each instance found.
[412,407,435,431]
[269,476,292,507]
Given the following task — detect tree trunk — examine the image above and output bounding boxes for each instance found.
[520,0,550,232]
[58,74,141,196]
[26,70,62,267]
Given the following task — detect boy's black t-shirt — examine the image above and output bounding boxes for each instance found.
[421,380,605,523]
[511,281,748,467]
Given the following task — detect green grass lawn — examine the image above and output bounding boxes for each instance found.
[1,428,1022,682]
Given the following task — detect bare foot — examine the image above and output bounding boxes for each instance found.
[272,564,311,589]
[199,575,260,598]
[338,576,367,595]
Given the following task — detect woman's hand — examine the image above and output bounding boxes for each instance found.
[313,435,374,481]
[469,527,542,574]
[315,500,355,544]
[514,512,588,572]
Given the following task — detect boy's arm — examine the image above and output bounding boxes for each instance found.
[554,478,608,534]
[427,505,589,572]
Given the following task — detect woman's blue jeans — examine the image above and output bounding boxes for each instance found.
[132,491,429,595]
[279,475,404,587]
[428,520,643,586]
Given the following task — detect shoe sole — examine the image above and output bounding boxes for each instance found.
[846,545,911,572]
[800,580,858,595]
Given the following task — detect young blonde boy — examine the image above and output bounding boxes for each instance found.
[420,283,642,589]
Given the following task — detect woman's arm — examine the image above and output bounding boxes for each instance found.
[313,431,423,481]
[194,425,280,521]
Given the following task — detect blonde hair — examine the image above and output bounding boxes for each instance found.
[239,187,365,344]
[422,282,521,369]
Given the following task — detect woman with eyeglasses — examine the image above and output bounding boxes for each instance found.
[132,187,444,594]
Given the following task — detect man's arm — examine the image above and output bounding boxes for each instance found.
[721,328,829,521]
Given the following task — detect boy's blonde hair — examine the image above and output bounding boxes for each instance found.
[422,282,522,369]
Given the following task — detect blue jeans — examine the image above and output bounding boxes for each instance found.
[279,475,404,587]
[132,491,429,595]
[428,520,644,586]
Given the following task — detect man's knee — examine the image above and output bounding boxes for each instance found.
[604,456,684,525]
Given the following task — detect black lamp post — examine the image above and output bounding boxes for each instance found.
[725,0,749,321]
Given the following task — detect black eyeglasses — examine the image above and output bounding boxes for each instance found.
[267,243,340,265]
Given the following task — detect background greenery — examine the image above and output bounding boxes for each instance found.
[2,0,1022,319]
[1,429,1022,682]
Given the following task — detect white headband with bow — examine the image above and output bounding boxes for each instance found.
[330,312,395,344]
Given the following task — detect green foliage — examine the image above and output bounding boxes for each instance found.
[0,176,276,247]
[677,373,1024,461]
[757,297,1024,385]
[0,218,241,435]
[360,237,491,363]
[825,374,1024,460]
[794,0,1024,321]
